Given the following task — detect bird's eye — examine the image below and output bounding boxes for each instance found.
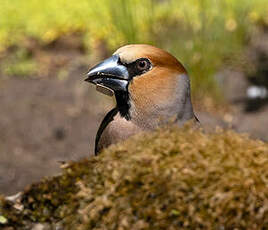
[126,58,151,77]
[136,59,150,71]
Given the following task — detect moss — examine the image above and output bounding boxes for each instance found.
[1,126,268,229]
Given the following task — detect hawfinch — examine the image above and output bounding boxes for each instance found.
[85,44,198,155]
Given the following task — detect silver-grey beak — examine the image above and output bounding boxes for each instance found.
[85,55,129,93]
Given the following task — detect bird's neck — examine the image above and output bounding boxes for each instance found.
[114,85,195,129]
[128,95,194,130]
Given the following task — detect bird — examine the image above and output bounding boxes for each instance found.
[85,44,199,155]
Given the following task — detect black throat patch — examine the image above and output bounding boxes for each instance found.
[114,89,131,120]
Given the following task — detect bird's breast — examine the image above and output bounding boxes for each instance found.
[97,113,142,152]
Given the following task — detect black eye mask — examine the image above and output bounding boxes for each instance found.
[121,58,152,79]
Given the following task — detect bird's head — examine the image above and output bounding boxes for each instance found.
[86,44,194,128]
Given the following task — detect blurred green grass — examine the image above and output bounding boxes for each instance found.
[0,0,267,96]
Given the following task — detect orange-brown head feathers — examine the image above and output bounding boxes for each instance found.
[114,44,186,74]
[113,44,193,128]
[86,44,195,129]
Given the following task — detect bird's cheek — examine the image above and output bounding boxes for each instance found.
[128,77,173,112]
[128,80,150,112]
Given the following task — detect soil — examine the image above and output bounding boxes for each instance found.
[0,35,267,196]
[0,59,115,195]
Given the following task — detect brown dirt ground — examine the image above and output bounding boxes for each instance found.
[0,61,115,195]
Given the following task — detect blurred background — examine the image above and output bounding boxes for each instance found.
[0,0,267,195]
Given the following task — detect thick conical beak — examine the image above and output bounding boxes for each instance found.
[85,55,129,93]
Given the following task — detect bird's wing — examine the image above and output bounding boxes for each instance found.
[95,107,118,155]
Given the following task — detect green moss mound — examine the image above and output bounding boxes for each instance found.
[1,126,268,229]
